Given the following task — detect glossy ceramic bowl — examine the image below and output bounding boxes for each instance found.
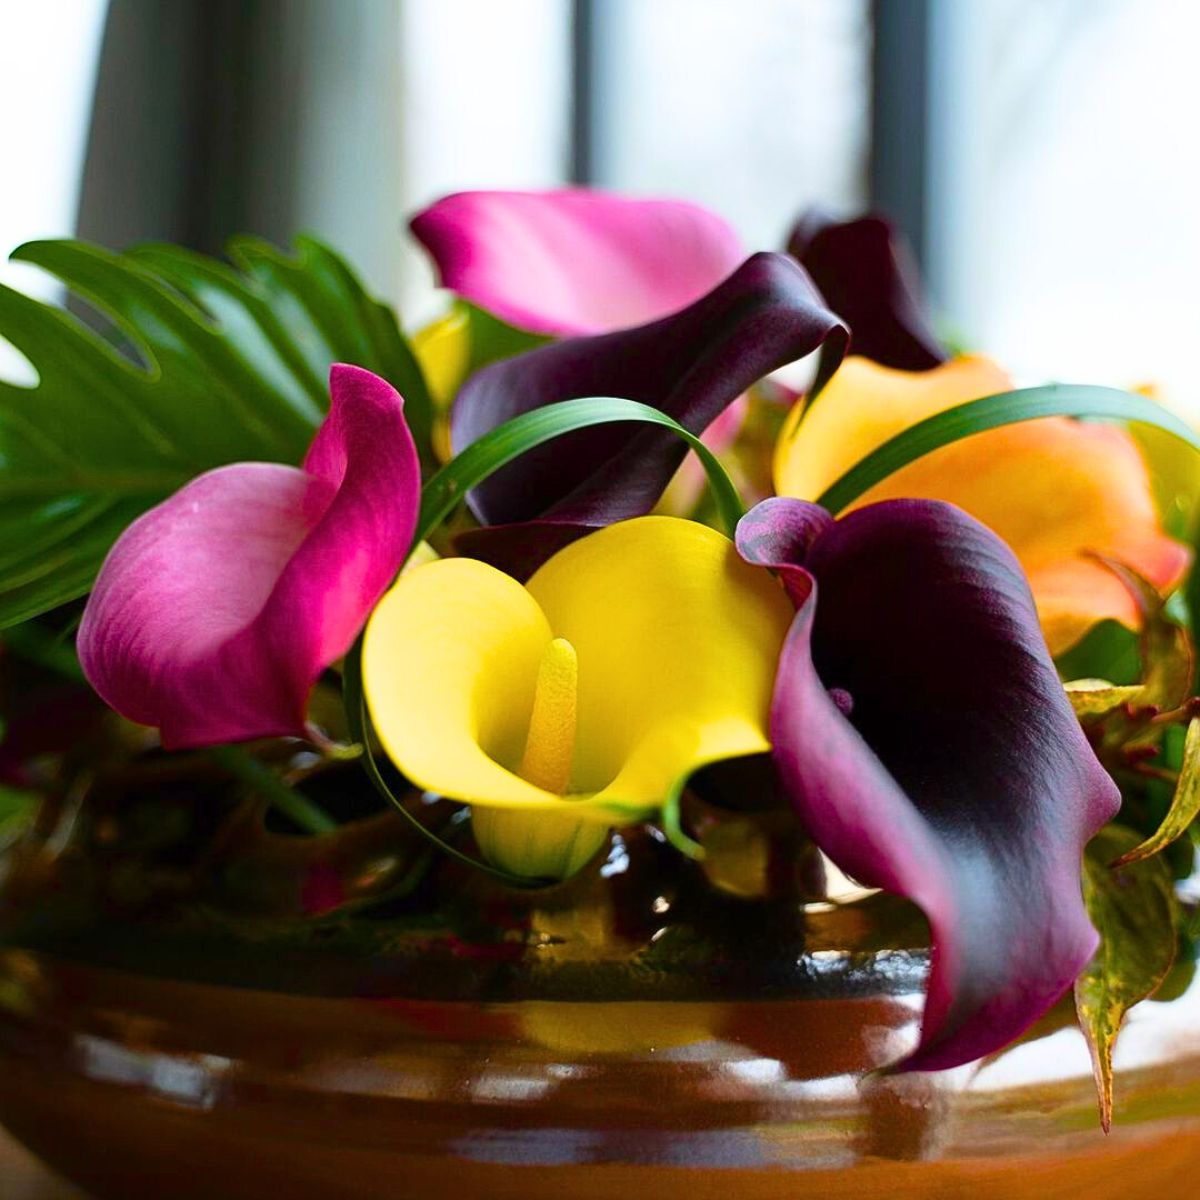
[0,784,1197,1198]
[0,948,1199,1199]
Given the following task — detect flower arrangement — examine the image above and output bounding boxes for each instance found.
[1,190,1198,1132]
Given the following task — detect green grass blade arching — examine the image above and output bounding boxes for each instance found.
[416,396,746,544]
[816,384,1200,514]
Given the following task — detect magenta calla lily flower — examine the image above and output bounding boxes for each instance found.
[451,252,848,577]
[787,209,948,372]
[78,365,420,749]
[410,188,744,336]
[737,496,1120,1070]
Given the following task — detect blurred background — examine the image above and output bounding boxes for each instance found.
[3,0,1200,401]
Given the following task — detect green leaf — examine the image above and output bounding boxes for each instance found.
[1133,419,1200,542]
[1184,509,1200,694]
[1063,680,1145,720]
[1091,555,1194,710]
[1112,718,1200,867]
[0,236,434,629]
[460,302,549,374]
[1076,824,1179,1131]
[1055,621,1142,688]
[816,384,1200,515]
[0,786,38,845]
[1,620,86,681]
[415,396,746,544]
[221,236,434,458]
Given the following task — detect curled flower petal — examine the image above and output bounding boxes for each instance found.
[364,516,793,822]
[775,355,1189,653]
[787,209,947,371]
[79,365,420,748]
[737,497,1120,1069]
[411,189,743,336]
[452,252,847,574]
[729,496,831,607]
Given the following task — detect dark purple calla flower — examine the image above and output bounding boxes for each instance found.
[737,496,1120,1070]
[787,209,948,372]
[451,252,848,576]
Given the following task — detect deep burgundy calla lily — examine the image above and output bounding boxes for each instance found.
[787,209,948,372]
[451,252,849,576]
[78,365,420,749]
[410,188,744,336]
[737,496,1120,1070]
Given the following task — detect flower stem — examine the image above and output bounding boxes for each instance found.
[208,745,337,835]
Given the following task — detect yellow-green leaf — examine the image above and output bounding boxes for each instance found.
[1091,555,1193,710]
[1075,824,1179,1131]
[0,785,38,846]
[1112,717,1200,867]
[1064,679,1145,720]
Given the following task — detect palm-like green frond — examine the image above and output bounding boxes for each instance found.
[0,236,433,628]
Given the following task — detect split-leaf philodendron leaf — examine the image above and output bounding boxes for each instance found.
[1075,823,1179,1132]
[0,236,434,629]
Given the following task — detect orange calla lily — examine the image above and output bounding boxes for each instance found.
[774,355,1189,654]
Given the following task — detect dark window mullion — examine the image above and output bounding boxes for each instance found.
[870,0,933,270]
[570,0,599,185]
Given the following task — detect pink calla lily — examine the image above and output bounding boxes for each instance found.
[78,365,420,749]
[410,189,744,336]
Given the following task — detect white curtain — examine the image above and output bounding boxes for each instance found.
[931,0,1200,409]
[0,0,109,381]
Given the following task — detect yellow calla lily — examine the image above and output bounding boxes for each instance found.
[412,308,471,461]
[774,355,1189,654]
[363,516,793,878]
